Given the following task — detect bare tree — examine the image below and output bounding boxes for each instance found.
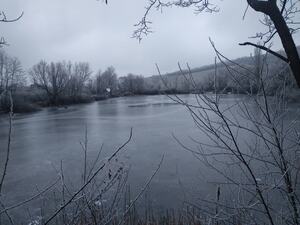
[30,61,70,105]
[0,50,8,93]
[95,66,118,96]
[67,62,92,99]
[0,50,25,112]
[0,51,23,93]
[119,74,145,95]
[6,57,24,92]
[161,42,300,225]
[238,0,300,88]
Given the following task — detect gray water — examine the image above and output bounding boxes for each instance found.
[0,94,299,222]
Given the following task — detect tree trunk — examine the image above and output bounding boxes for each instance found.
[247,0,300,87]
[268,5,300,87]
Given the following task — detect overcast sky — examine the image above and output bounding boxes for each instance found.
[1,0,300,76]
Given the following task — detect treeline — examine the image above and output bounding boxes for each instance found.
[0,49,151,113]
[0,48,298,113]
[30,60,92,106]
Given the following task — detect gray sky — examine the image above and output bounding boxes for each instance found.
[1,0,300,76]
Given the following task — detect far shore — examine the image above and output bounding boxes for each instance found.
[2,89,300,115]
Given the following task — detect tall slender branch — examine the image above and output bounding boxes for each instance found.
[0,91,13,194]
[43,128,133,225]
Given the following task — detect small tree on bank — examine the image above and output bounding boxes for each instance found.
[67,62,92,99]
[30,61,70,105]
[95,66,118,96]
[119,74,145,95]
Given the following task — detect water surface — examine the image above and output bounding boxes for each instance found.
[1,94,299,222]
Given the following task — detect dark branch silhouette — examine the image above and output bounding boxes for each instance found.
[239,42,289,63]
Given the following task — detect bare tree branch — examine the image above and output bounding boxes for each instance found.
[0,91,13,194]
[239,42,289,63]
[43,128,133,225]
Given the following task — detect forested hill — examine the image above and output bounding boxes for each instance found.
[144,47,299,93]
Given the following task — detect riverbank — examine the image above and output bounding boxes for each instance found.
[0,88,190,114]
[1,87,300,114]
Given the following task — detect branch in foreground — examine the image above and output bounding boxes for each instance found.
[239,42,289,63]
[0,11,24,23]
[0,91,13,194]
[0,178,60,215]
[43,128,133,225]
[117,154,164,225]
[0,11,24,46]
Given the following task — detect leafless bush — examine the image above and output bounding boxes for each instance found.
[161,42,300,225]
[0,119,168,225]
[0,118,135,225]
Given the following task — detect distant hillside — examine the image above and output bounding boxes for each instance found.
[144,47,298,93]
